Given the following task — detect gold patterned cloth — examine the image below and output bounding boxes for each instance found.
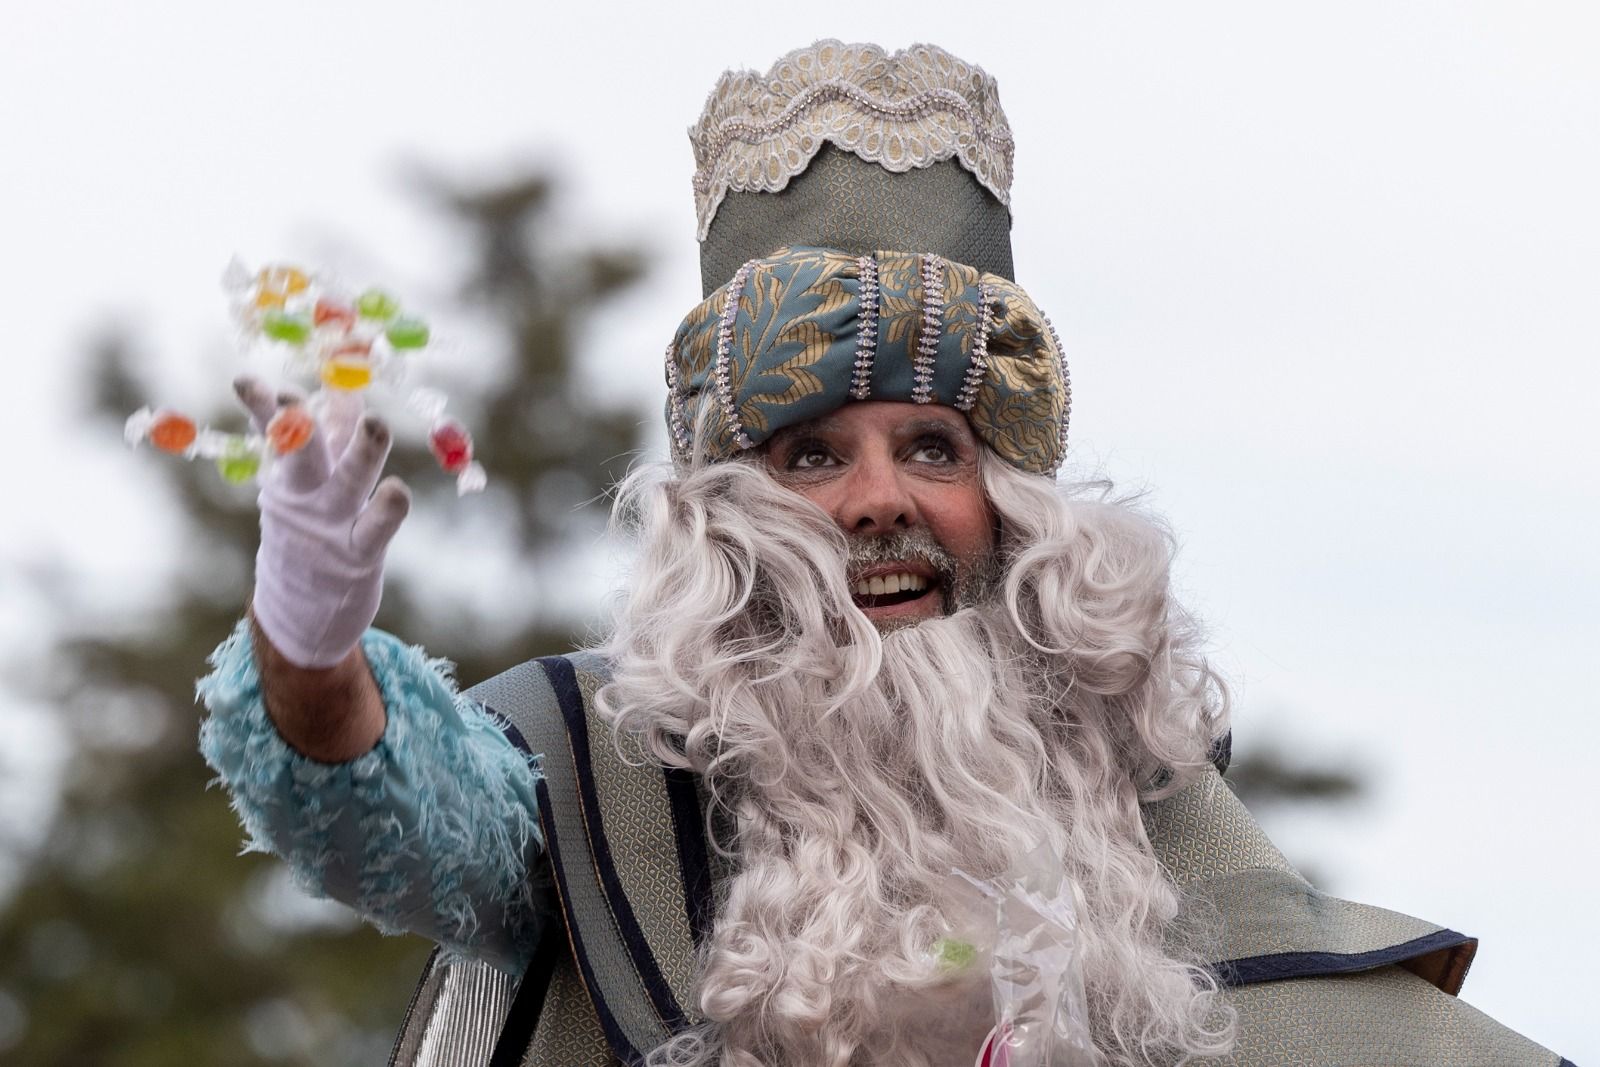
[666,245,1069,473]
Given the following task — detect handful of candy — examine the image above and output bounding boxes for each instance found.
[125,261,486,495]
[941,849,1102,1067]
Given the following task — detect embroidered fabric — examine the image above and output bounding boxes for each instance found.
[691,40,1015,240]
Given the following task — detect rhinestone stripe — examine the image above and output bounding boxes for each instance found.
[954,282,993,412]
[912,254,945,404]
[713,260,757,451]
[1041,312,1072,468]
[693,82,1015,194]
[663,341,692,457]
[850,255,880,400]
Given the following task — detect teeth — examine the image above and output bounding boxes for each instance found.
[852,572,929,597]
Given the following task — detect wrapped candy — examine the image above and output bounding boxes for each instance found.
[946,849,1101,1067]
[215,436,263,484]
[147,410,198,453]
[127,260,488,494]
[265,406,315,455]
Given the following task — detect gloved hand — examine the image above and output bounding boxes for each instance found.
[236,375,412,669]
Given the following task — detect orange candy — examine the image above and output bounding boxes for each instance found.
[266,406,315,455]
[148,410,197,453]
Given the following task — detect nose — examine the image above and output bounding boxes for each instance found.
[833,450,919,534]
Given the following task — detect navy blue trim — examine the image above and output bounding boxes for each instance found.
[540,656,689,1030]
[1208,730,1232,776]
[664,768,716,948]
[488,910,562,1067]
[1214,928,1474,987]
[1558,1058,1578,1066]
[532,774,645,1064]
[486,704,536,761]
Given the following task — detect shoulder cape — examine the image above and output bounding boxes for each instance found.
[388,655,1568,1067]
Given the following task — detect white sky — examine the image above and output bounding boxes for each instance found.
[2,1,1596,1060]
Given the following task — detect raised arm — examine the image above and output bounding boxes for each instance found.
[197,377,550,974]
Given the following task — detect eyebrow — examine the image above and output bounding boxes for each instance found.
[892,417,968,441]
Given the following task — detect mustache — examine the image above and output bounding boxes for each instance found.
[845,529,960,586]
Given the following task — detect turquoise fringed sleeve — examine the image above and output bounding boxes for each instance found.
[196,619,551,975]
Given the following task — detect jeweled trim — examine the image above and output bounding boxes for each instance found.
[663,342,691,458]
[850,255,880,400]
[954,281,992,412]
[712,261,757,451]
[912,254,944,404]
[1042,312,1071,469]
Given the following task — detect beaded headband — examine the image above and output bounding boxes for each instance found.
[665,246,1070,475]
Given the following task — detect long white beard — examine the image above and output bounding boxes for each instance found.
[596,457,1235,1067]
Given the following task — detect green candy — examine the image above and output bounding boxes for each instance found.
[356,288,401,321]
[385,317,430,349]
[215,441,262,484]
[932,937,977,970]
[260,310,312,345]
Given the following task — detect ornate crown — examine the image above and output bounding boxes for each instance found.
[690,40,1015,240]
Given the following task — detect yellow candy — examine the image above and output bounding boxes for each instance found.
[321,355,374,390]
[258,265,310,294]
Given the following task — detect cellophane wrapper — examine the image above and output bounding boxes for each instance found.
[952,847,1102,1067]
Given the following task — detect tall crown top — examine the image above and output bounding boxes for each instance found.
[689,40,1015,242]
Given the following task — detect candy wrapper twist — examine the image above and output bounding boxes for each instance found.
[946,847,1102,1067]
[125,260,486,496]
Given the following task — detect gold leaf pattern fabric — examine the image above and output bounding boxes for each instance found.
[667,245,1068,473]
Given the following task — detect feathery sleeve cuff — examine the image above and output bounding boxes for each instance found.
[196,619,550,974]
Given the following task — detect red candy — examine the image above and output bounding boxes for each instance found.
[149,410,197,453]
[428,419,473,474]
[266,406,315,455]
[313,298,356,330]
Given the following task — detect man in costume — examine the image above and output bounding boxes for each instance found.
[198,41,1575,1066]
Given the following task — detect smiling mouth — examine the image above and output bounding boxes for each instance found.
[850,570,939,611]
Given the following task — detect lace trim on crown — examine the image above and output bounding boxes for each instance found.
[691,40,1015,240]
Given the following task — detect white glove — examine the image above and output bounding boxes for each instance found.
[236,376,412,669]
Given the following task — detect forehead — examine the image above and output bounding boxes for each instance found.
[769,401,976,443]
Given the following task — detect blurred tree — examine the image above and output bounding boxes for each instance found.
[1226,744,1363,808]
[1225,738,1367,889]
[0,169,648,1066]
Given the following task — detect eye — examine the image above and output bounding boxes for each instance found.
[910,435,956,463]
[784,441,836,469]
